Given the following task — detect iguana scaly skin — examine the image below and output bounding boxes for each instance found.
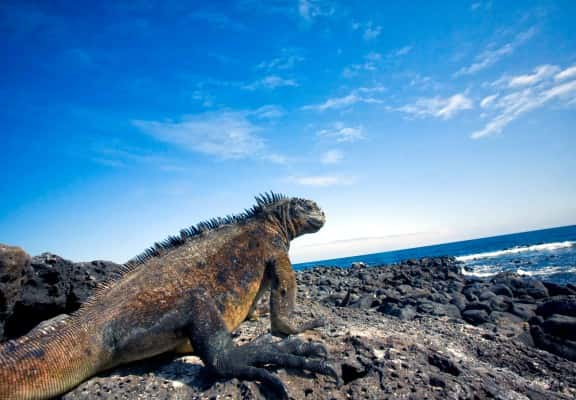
[0,193,338,400]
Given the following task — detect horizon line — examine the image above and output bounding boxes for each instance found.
[293,223,576,266]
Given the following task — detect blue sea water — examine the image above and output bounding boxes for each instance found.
[294,225,576,285]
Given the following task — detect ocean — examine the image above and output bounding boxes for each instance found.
[293,225,576,285]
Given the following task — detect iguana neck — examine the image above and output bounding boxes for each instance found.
[265,206,297,247]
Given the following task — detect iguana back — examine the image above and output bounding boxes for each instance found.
[0,193,334,400]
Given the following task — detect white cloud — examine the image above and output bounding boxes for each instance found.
[193,75,297,92]
[545,79,576,97]
[250,104,285,119]
[298,0,336,21]
[471,66,576,139]
[256,48,305,71]
[320,149,343,164]
[243,75,298,90]
[352,20,383,41]
[455,26,538,76]
[480,94,498,108]
[290,175,353,186]
[357,85,386,94]
[342,52,382,77]
[317,123,365,142]
[555,65,576,81]
[470,1,492,12]
[407,73,440,90]
[363,22,382,40]
[94,147,191,171]
[302,88,383,111]
[133,110,280,160]
[390,45,412,58]
[397,93,473,120]
[508,64,559,87]
[239,0,337,21]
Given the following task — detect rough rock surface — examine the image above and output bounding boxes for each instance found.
[0,246,123,340]
[1,250,575,399]
[0,244,30,338]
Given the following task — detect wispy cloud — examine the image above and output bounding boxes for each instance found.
[302,87,383,111]
[320,149,343,164]
[317,123,365,142]
[290,175,353,186]
[238,0,338,21]
[189,90,215,107]
[396,93,473,120]
[352,20,382,40]
[256,48,305,71]
[389,45,412,58]
[480,94,498,108]
[406,73,441,91]
[243,75,298,90]
[298,0,337,21]
[507,64,559,87]
[251,104,285,119]
[356,85,386,94]
[342,51,381,77]
[133,110,285,161]
[555,65,576,81]
[472,64,576,139]
[363,22,382,40]
[188,11,246,31]
[470,1,492,12]
[455,26,538,76]
[93,147,191,172]
[192,74,297,93]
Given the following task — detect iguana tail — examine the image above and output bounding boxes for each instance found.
[0,319,104,400]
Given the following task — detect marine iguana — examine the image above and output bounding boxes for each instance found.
[0,193,338,399]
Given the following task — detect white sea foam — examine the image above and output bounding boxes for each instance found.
[461,264,501,278]
[517,266,576,277]
[461,264,576,278]
[456,241,575,262]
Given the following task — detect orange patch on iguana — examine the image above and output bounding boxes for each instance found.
[222,279,263,331]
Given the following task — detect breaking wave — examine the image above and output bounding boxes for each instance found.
[516,266,576,277]
[461,264,576,279]
[461,264,501,278]
[456,241,575,262]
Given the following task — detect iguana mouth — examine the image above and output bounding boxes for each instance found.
[307,215,325,229]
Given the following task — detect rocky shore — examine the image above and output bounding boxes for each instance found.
[1,244,575,399]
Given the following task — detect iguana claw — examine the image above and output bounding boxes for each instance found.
[213,337,340,399]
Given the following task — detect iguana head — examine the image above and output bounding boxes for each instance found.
[257,194,325,239]
[286,197,326,236]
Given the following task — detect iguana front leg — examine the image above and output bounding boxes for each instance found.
[269,254,325,335]
[183,288,338,400]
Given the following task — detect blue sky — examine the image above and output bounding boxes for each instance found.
[1,0,575,263]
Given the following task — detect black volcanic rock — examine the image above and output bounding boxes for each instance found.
[10,253,75,336]
[68,260,125,308]
[2,251,576,399]
[541,314,576,341]
[462,309,490,324]
[0,244,29,338]
[537,296,576,318]
[0,247,123,340]
[531,325,576,362]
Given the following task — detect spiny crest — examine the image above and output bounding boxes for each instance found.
[125,191,288,268]
[254,191,288,207]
